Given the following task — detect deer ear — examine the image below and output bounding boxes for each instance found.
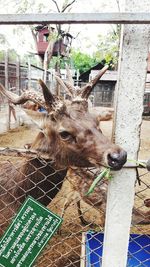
[23,109,48,129]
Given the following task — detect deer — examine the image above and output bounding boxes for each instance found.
[0,66,127,236]
[47,67,150,227]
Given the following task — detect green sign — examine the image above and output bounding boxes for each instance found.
[0,196,63,267]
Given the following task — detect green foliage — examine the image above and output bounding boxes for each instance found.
[8,49,18,62]
[16,0,35,13]
[0,49,17,62]
[71,50,98,74]
[70,25,120,73]
[0,48,39,67]
[48,55,69,70]
[94,25,120,69]
[0,34,8,45]
[0,51,4,61]
[21,54,40,66]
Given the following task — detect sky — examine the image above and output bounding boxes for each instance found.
[0,0,125,57]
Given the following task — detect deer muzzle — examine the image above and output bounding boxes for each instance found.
[107,150,127,170]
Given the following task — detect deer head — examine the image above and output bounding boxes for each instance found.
[0,66,127,170]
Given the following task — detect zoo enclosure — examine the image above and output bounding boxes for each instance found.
[0,3,150,267]
[0,53,52,129]
[0,53,51,94]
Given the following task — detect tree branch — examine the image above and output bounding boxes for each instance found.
[62,0,76,12]
[115,0,121,12]
[0,147,50,160]
[51,0,61,12]
[29,26,43,64]
[43,32,57,82]
[30,27,38,50]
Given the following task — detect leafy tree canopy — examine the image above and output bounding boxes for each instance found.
[0,49,18,62]
[70,50,98,74]
[71,25,120,73]
[93,25,120,69]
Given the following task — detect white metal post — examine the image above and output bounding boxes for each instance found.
[16,56,20,95]
[102,1,150,267]
[4,49,10,130]
[28,56,31,89]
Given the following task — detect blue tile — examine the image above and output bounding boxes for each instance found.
[85,232,150,267]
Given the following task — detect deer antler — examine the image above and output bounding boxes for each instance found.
[38,79,55,106]
[0,82,53,111]
[63,64,75,96]
[55,75,73,97]
[80,65,109,99]
[55,64,75,97]
[0,80,58,111]
[0,83,28,104]
[0,81,66,115]
[55,67,75,98]
[56,65,109,101]
[39,79,66,113]
[38,79,66,114]
[63,80,74,96]
[65,64,74,86]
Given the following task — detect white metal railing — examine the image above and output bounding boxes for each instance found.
[1,12,150,25]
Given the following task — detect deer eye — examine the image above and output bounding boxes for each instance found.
[59,131,72,140]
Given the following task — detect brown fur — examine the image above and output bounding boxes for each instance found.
[22,101,40,111]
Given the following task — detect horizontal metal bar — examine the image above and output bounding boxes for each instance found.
[123,166,145,168]
[1,12,150,25]
[0,147,50,159]
[123,161,147,168]
[0,146,148,169]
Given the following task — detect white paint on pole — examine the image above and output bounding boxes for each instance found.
[102,1,150,267]
[16,56,20,95]
[28,57,31,89]
[5,49,10,130]
[4,50,8,90]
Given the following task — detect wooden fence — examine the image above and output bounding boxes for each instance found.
[0,52,51,93]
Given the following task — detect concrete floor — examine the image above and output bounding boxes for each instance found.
[0,105,32,134]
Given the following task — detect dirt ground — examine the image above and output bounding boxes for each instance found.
[0,119,149,267]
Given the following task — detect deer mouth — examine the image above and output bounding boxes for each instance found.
[107,150,127,170]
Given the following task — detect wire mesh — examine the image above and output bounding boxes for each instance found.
[0,97,149,267]
[0,151,104,264]
[0,149,149,266]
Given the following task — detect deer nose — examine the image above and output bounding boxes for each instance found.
[107,150,127,170]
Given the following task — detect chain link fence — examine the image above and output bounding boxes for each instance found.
[0,120,149,267]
